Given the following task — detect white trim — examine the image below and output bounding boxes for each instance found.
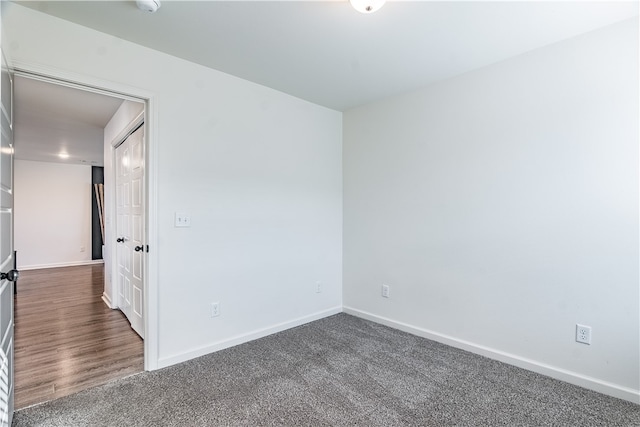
[19,260,104,270]
[13,70,143,104]
[11,62,147,103]
[143,98,159,370]
[111,111,144,149]
[10,61,159,372]
[343,306,640,404]
[101,292,114,309]
[157,306,343,369]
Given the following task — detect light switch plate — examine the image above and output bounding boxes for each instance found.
[175,212,191,227]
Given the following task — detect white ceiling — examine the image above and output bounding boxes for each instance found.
[14,76,124,166]
[10,1,638,166]
[14,1,639,111]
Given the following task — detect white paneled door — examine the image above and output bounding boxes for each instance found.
[0,52,16,426]
[115,124,145,339]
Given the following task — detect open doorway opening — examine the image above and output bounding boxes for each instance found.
[12,74,147,408]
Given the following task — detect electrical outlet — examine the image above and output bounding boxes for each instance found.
[382,284,390,298]
[576,324,591,345]
[315,281,322,293]
[211,302,220,318]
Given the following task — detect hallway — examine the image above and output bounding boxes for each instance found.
[14,264,143,409]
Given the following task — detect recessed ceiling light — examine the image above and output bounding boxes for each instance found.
[350,0,386,14]
[59,152,70,159]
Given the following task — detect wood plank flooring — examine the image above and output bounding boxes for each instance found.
[14,264,143,409]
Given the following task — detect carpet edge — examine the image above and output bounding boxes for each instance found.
[343,305,640,405]
[157,306,343,368]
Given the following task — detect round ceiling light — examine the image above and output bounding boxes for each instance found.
[136,0,161,13]
[350,0,386,14]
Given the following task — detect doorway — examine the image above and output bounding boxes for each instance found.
[12,73,150,407]
[13,265,143,408]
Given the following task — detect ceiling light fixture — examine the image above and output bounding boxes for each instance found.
[136,0,161,13]
[58,152,70,159]
[350,0,386,14]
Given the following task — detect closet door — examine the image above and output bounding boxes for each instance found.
[115,125,145,339]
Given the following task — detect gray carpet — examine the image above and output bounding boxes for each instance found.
[13,314,640,426]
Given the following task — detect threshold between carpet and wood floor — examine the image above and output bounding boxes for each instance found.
[13,313,640,426]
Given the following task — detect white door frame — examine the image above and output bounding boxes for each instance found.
[11,61,159,371]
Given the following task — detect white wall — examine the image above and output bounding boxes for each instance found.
[3,4,343,367]
[102,100,145,307]
[14,160,94,269]
[7,0,635,405]
[344,18,639,402]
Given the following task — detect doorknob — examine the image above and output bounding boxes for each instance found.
[117,237,125,243]
[134,245,144,252]
[1,269,19,282]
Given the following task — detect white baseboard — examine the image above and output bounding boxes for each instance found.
[19,260,104,271]
[157,306,342,369]
[101,292,114,309]
[343,306,640,405]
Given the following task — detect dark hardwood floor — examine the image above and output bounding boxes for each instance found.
[14,264,143,409]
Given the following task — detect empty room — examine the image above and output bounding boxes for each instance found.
[0,0,638,425]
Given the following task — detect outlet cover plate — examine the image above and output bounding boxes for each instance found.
[382,284,390,298]
[211,302,220,318]
[576,324,591,345]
